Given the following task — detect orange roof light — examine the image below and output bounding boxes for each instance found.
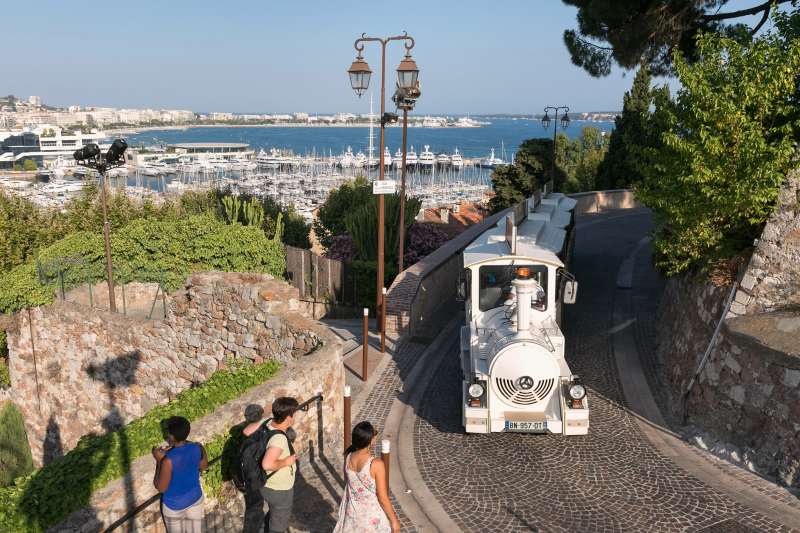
[516,267,530,278]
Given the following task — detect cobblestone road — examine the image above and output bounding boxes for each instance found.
[411,210,798,533]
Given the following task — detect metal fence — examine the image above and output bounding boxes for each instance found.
[35,256,168,319]
[285,246,358,308]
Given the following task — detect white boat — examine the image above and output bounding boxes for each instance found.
[419,145,435,168]
[392,148,404,168]
[406,146,419,167]
[383,146,392,168]
[451,148,464,169]
[436,153,451,166]
[338,146,355,168]
[479,148,506,169]
[353,151,367,168]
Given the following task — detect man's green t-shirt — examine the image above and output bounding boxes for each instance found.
[265,427,295,490]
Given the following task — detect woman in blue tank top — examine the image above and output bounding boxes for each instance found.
[152,416,208,533]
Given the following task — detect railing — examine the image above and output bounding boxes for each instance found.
[102,394,323,532]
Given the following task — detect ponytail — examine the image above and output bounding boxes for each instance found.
[344,421,377,456]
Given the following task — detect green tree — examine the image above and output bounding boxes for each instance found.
[596,67,654,189]
[637,29,800,275]
[562,0,788,77]
[314,176,373,249]
[0,401,34,487]
[345,193,421,263]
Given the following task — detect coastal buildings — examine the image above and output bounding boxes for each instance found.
[0,125,107,169]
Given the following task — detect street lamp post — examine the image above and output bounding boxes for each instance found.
[74,139,128,313]
[348,32,418,322]
[392,82,421,273]
[541,106,570,184]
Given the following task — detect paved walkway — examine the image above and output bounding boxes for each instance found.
[354,209,800,532]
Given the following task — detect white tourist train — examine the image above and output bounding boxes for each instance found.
[458,185,588,435]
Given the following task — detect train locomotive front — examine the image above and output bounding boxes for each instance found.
[458,192,588,435]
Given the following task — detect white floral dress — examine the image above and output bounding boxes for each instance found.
[333,454,391,533]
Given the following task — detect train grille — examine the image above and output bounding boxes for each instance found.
[494,377,555,405]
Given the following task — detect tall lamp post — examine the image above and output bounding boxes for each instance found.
[541,106,570,184]
[74,139,128,312]
[392,81,421,273]
[347,32,418,322]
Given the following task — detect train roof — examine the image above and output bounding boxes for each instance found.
[463,192,576,268]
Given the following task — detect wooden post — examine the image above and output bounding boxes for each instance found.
[362,308,369,381]
[344,385,352,452]
[381,287,386,353]
[381,438,391,485]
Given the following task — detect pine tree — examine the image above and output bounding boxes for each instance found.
[596,67,652,189]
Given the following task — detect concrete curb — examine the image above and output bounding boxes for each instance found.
[611,232,800,530]
[385,317,464,533]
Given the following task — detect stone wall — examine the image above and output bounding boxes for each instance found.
[385,190,639,338]
[3,272,331,465]
[656,174,800,488]
[55,324,344,532]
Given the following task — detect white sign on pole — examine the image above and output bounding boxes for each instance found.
[372,180,398,195]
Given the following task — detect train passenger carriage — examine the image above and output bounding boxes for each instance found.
[457,189,587,435]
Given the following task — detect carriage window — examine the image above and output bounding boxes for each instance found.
[478,265,547,312]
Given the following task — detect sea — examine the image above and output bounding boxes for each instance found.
[125,118,614,160]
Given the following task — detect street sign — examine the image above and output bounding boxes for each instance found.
[372,180,398,195]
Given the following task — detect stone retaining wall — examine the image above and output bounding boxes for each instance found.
[385,189,639,338]
[3,272,331,465]
[656,174,800,488]
[55,325,344,532]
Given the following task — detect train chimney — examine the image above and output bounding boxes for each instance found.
[512,277,536,333]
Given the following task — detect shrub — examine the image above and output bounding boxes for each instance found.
[0,402,34,488]
[0,215,286,315]
[0,360,281,532]
[324,234,355,262]
[636,30,800,274]
[404,223,450,266]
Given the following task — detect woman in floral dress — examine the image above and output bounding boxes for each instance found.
[333,421,400,533]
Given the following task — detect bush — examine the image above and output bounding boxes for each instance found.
[0,215,286,315]
[0,330,9,389]
[0,360,281,532]
[351,260,399,313]
[314,176,373,250]
[324,234,355,262]
[404,223,450,266]
[0,402,33,488]
[636,30,800,274]
[22,160,37,172]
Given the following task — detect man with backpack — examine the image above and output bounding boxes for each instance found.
[239,397,299,533]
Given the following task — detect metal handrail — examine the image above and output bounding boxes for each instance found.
[102,394,323,532]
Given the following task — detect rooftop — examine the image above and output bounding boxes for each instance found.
[168,142,249,149]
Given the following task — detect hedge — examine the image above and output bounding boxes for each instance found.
[0,359,281,532]
[0,215,286,315]
[0,402,33,488]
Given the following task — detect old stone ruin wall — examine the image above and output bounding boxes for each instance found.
[2,271,336,466]
[656,172,800,489]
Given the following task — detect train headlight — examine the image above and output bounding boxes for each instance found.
[468,383,485,398]
[568,384,586,400]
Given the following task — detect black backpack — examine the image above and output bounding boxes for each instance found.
[234,419,296,493]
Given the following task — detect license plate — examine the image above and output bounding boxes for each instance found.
[505,421,547,433]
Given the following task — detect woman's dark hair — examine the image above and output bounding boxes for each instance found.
[166,416,191,442]
[345,421,377,456]
[272,397,299,423]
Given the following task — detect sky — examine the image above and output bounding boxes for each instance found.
[0,0,763,115]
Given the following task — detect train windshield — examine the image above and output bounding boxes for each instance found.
[478,264,547,312]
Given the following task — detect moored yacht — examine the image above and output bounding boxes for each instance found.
[479,148,506,169]
[436,152,451,167]
[338,146,355,168]
[419,145,435,168]
[392,148,404,168]
[451,148,464,169]
[383,147,393,168]
[406,146,419,167]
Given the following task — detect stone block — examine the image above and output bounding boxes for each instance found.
[783,368,800,388]
[728,385,746,404]
[723,353,741,374]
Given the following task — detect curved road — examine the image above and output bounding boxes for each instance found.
[408,210,795,532]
